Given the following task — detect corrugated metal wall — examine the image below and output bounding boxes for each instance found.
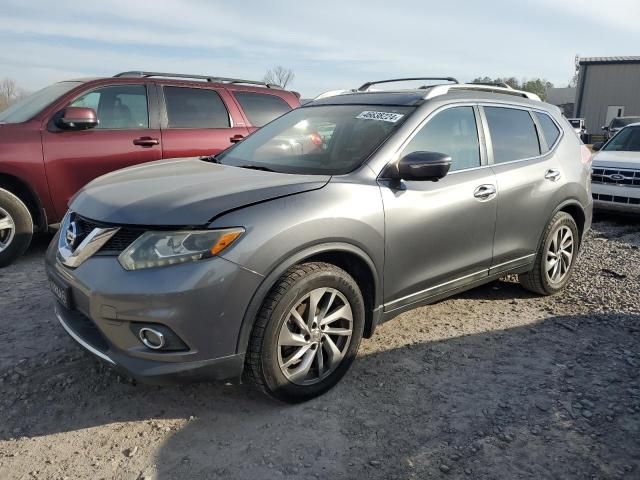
[575,63,640,135]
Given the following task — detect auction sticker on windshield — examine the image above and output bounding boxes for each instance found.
[356,111,405,123]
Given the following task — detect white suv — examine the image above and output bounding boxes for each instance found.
[591,123,640,213]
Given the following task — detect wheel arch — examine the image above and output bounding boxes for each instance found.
[557,201,586,241]
[235,242,382,356]
[0,173,47,231]
[536,199,587,253]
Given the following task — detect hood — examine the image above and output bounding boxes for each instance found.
[70,158,330,225]
[592,150,640,170]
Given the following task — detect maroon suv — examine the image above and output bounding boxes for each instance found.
[0,71,300,266]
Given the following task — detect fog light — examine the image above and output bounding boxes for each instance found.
[139,327,166,350]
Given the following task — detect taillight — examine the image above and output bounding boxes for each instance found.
[580,145,592,165]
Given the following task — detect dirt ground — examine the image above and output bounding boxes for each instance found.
[1,215,639,480]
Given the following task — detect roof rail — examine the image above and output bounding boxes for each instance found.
[471,81,513,89]
[313,89,356,100]
[113,71,282,89]
[357,77,459,92]
[424,84,541,101]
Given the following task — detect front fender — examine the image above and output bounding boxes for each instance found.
[209,181,386,354]
[232,241,382,355]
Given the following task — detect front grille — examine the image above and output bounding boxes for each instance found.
[592,193,640,205]
[591,167,640,187]
[74,215,144,255]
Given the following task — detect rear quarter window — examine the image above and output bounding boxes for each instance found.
[534,112,561,151]
[233,91,292,127]
[484,106,540,163]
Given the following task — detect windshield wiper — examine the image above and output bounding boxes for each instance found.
[236,164,277,172]
[200,154,221,164]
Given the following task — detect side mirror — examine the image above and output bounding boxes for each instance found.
[59,107,98,130]
[383,151,452,182]
[592,142,604,151]
[601,126,608,131]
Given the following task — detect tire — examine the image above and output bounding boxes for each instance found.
[244,262,365,403]
[0,188,33,268]
[519,211,579,295]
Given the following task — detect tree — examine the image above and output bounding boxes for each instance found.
[0,78,27,112]
[263,66,295,88]
[471,76,554,101]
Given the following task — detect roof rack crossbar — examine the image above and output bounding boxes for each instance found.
[113,71,282,89]
[357,77,459,92]
[424,84,541,101]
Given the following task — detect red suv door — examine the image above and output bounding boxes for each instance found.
[42,83,162,219]
[158,84,249,158]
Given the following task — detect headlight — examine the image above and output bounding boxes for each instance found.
[118,228,244,271]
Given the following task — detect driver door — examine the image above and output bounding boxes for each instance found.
[379,105,497,313]
[42,84,162,219]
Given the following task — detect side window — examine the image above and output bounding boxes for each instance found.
[401,106,481,172]
[484,107,540,163]
[233,92,292,127]
[164,87,230,129]
[534,111,561,151]
[71,85,149,129]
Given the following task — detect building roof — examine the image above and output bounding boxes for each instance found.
[546,87,576,106]
[579,56,640,65]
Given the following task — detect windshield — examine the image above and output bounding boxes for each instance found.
[610,117,640,129]
[216,104,413,174]
[603,126,640,152]
[0,81,82,124]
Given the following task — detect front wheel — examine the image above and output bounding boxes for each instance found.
[519,211,579,295]
[244,262,365,403]
[0,188,33,268]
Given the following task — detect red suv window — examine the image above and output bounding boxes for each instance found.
[233,91,292,127]
[71,85,149,129]
[164,87,230,129]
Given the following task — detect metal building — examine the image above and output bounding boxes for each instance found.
[573,56,640,135]
[546,87,576,117]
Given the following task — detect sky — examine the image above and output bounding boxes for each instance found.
[1,0,639,98]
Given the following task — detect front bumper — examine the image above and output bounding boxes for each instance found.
[592,183,640,214]
[45,232,263,384]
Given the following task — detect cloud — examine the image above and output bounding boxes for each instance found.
[533,0,640,33]
[2,0,639,95]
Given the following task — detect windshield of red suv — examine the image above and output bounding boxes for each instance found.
[0,81,82,124]
[603,126,640,152]
[216,104,413,175]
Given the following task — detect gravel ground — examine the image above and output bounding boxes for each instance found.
[0,215,639,480]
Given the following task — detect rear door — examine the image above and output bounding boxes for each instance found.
[159,85,249,158]
[380,105,498,312]
[481,105,562,275]
[42,83,162,219]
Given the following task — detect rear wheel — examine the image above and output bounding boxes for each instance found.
[0,188,33,267]
[519,211,579,295]
[244,262,365,403]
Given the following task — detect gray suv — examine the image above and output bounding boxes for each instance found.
[45,78,593,402]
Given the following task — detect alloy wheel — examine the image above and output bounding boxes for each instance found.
[0,207,15,253]
[277,287,353,385]
[545,225,574,284]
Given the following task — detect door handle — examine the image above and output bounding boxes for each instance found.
[133,137,160,147]
[545,169,561,182]
[473,184,497,201]
[230,134,245,143]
